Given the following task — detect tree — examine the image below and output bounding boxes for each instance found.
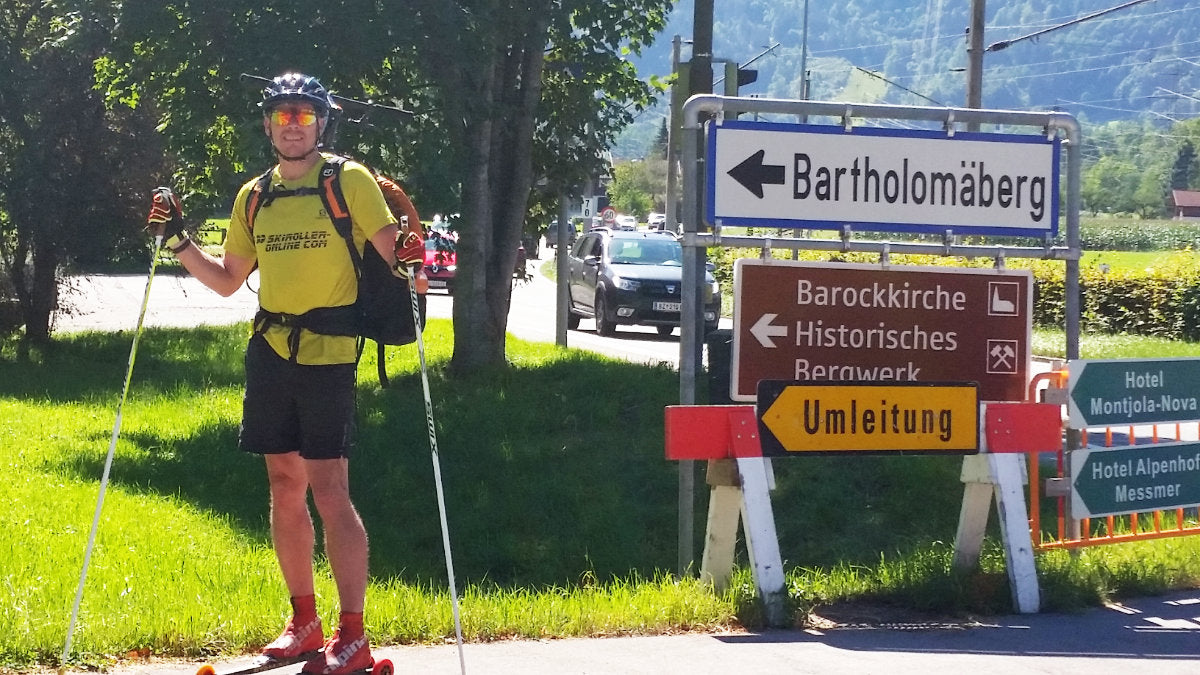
[1133,168,1167,219]
[654,118,669,160]
[402,1,670,371]
[1082,156,1139,215]
[102,1,671,372]
[1171,140,1196,191]
[608,160,664,216]
[0,1,166,345]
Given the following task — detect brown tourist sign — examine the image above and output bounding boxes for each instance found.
[730,260,1032,402]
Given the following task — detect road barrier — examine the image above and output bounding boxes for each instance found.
[667,362,1200,620]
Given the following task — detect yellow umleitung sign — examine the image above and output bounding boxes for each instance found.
[757,381,979,454]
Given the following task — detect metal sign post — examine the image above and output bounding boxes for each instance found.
[678,96,1081,411]
[673,95,1082,618]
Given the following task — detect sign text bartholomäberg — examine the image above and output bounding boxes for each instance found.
[708,120,1060,236]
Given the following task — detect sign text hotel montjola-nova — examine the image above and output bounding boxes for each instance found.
[707,120,1060,236]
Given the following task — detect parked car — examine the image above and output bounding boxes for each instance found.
[615,214,638,230]
[545,219,577,249]
[566,229,721,337]
[423,231,457,293]
[521,232,540,260]
[647,212,667,229]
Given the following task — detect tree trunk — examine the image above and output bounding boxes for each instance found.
[449,17,548,373]
[13,222,60,345]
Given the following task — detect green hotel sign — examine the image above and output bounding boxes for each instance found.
[1067,358,1200,428]
[1070,442,1200,519]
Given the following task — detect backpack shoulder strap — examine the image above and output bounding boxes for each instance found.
[244,169,275,233]
[315,156,364,275]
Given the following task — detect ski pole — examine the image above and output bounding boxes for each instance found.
[61,218,167,669]
[406,253,467,675]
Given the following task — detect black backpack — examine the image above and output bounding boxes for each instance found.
[244,156,426,387]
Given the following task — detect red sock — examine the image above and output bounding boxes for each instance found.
[338,611,365,639]
[291,595,319,624]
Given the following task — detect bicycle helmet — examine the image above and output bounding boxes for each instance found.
[260,72,332,116]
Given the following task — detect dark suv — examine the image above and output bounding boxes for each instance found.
[566,229,721,337]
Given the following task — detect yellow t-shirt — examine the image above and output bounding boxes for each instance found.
[225,154,397,364]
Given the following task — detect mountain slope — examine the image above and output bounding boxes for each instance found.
[618,0,1200,158]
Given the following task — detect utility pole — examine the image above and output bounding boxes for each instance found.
[966,0,985,131]
[691,0,714,102]
[678,0,714,578]
[665,35,682,240]
[799,0,810,101]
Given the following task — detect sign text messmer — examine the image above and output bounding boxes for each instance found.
[1070,442,1200,519]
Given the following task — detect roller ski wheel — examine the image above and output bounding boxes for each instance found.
[371,659,395,675]
[195,666,216,675]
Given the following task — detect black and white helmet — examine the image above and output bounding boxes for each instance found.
[260,72,332,116]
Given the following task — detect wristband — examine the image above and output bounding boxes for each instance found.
[165,233,192,254]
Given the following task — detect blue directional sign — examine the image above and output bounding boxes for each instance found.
[1071,442,1200,518]
[707,120,1060,236]
[1068,358,1200,428]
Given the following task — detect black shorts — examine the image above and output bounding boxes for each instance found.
[239,334,357,459]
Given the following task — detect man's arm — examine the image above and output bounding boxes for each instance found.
[174,244,256,297]
[370,223,400,268]
[146,187,256,297]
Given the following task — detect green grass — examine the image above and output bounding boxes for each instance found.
[1033,328,1200,360]
[1079,249,1195,271]
[3,321,1200,671]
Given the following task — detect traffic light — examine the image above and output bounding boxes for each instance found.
[723,62,758,96]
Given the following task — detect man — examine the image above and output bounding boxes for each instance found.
[147,72,421,675]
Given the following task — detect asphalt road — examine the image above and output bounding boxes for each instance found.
[50,262,1200,674]
[58,590,1200,674]
[54,260,706,369]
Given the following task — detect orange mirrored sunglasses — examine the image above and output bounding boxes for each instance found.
[269,108,319,126]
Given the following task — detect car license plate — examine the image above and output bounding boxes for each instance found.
[653,301,681,312]
[428,279,448,288]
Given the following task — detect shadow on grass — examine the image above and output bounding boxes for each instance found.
[19,327,686,586]
[0,325,248,401]
[10,325,976,592]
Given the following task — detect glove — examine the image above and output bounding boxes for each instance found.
[391,230,424,279]
[146,187,191,253]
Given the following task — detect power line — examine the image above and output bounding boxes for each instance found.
[982,43,1200,75]
[988,2,1194,33]
[806,3,1198,60]
[851,66,944,106]
[987,0,1160,53]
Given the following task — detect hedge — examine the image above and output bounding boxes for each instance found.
[709,247,1200,341]
[1026,252,1200,341]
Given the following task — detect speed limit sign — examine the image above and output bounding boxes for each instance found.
[600,206,617,226]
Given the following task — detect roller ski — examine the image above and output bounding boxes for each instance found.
[195,616,393,675]
[195,653,394,675]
